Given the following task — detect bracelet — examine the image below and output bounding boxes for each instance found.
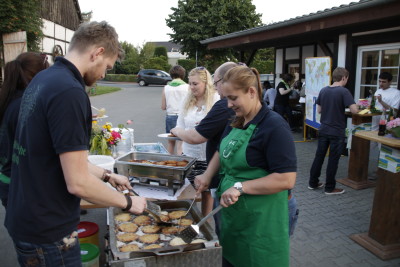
[122,194,132,211]
[102,169,112,183]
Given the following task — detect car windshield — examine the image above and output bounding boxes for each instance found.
[160,71,169,76]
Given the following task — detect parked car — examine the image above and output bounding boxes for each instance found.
[136,69,172,86]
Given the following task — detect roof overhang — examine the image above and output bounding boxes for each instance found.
[201,0,400,50]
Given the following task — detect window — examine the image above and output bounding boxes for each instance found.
[355,43,400,100]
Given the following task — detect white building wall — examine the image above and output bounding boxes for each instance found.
[286,47,299,60]
[41,18,74,63]
[337,34,347,67]
[302,45,314,74]
[275,49,284,83]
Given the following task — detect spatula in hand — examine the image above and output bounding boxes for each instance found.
[179,204,223,244]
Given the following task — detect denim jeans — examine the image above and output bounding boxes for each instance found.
[13,234,81,267]
[288,195,299,236]
[309,133,345,192]
[165,115,178,133]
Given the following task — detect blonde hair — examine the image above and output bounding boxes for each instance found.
[69,21,124,61]
[182,67,215,116]
[223,65,262,128]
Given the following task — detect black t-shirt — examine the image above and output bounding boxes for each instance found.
[5,57,92,243]
[195,98,235,188]
[221,103,297,174]
[274,81,290,106]
[317,86,355,137]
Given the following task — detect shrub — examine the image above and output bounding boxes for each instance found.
[104,74,137,82]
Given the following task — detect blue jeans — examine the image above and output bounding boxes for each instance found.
[288,195,299,236]
[13,235,81,267]
[309,133,345,192]
[165,115,178,133]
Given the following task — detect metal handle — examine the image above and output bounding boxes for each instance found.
[196,205,223,228]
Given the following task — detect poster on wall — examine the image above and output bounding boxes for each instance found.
[305,57,332,129]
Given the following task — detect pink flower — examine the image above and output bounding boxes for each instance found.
[111,131,122,139]
[387,118,400,130]
[126,120,133,125]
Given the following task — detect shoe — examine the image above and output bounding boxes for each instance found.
[308,183,324,190]
[325,188,345,195]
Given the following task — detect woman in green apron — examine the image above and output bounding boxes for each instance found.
[195,66,297,267]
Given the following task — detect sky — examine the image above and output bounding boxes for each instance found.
[78,0,355,47]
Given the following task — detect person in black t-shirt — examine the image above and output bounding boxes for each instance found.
[308,67,358,195]
[171,62,237,231]
[0,52,49,209]
[274,73,295,130]
[6,21,146,267]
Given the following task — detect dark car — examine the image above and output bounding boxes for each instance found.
[136,69,172,86]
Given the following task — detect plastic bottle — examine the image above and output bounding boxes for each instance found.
[378,110,387,136]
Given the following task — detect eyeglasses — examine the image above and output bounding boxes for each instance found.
[195,66,206,70]
[213,77,222,87]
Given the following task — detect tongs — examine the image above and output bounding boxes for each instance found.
[179,204,223,243]
[125,189,174,226]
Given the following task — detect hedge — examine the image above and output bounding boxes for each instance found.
[104,74,137,82]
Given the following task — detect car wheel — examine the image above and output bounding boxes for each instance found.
[138,80,147,86]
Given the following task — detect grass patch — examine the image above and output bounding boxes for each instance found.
[89,85,121,96]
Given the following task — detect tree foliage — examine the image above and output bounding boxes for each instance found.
[166,0,262,63]
[143,56,171,72]
[154,46,168,58]
[0,0,43,51]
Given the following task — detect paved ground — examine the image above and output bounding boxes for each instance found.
[1,82,399,267]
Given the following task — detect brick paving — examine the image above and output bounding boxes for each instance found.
[1,82,399,266]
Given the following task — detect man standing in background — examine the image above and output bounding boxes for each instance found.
[309,67,359,195]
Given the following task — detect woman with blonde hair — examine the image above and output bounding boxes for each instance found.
[173,66,219,215]
[195,65,296,267]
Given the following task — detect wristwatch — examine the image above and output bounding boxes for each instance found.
[233,182,244,195]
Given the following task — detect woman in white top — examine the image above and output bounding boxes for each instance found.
[174,66,219,215]
[161,65,189,154]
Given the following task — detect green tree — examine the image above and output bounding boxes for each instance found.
[0,0,43,51]
[139,42,156,69]
[251,48,275,73]
[143,56,171,72]
[166,0,262,63]
[115,41,140,74]
[154,46,168,58]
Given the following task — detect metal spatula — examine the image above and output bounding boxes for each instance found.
[128,189,161,214]
[179,204,223,243]
[126,189,173,226]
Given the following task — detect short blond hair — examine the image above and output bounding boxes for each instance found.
[69,21,124,61]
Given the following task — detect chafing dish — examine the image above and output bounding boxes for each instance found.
[115,152,196,196]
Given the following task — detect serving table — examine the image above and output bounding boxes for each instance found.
[338,113,381,189]
[348,131,400,260]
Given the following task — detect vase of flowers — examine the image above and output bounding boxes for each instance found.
[386,118,400,138]
[90,122,122,155]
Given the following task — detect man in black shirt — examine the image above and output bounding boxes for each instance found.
[6,21,146,266]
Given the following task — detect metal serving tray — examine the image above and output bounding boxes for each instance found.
[108,200,219,259]
[115,152,196,195]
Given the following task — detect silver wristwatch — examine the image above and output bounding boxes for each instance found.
[233,182,244,195]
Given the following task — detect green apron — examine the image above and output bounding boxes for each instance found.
[217,124,289,267]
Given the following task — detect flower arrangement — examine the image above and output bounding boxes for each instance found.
[357,99,369,109]
[90,122,122,155]
[387,118,400,138]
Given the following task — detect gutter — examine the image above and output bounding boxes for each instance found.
[200,0,397,45]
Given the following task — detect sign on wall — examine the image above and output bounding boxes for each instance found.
[305,57,332,129]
